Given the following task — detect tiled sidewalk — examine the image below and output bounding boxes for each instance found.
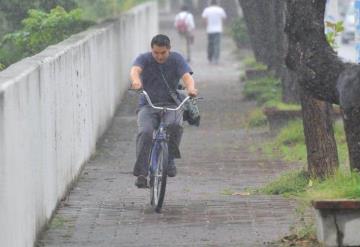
[37,13,297,247]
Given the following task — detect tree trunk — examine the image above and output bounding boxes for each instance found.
[300,88,339,178]
[285,0,360,170]
[343,107,360,169]
[281,69,300,103]
[239,0,299,103]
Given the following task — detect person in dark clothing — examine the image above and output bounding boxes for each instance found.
[130,34,198,188]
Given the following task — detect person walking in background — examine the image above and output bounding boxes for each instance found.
[201,0,226,65]
[174,5,195,62]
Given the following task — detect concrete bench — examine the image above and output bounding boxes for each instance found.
[263,106,342,134]
[313,200,360,247]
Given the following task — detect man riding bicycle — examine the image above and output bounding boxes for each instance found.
[130,34,198,188]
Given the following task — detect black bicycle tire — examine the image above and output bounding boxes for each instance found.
[150,142,168,212]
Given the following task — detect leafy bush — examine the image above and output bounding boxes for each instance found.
[0,6,93,67]
[0,0,77,37]
[243,76,281,105]
[231,17,250,48]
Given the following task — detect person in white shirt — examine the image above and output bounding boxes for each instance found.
[201,0,227,64]
[174,5,195,62]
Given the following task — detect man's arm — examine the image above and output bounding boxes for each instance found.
[182,72,198,97]
[130,65,143,89]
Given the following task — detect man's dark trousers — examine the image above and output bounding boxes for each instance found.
[133,105,183,177]
[207,32,221,64]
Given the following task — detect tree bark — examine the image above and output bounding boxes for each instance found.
[285,0,360,170]
[300,88,339,178]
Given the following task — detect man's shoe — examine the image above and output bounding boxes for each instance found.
[135,175,148,188]
[167,159,177,177]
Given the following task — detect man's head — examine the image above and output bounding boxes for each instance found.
[151,34,171,64]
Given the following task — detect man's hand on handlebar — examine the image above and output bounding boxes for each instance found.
[130,80,143,90]
[187,87,198,97]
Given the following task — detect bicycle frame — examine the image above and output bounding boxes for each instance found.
[140,90,190,212]
[143,90,189,173]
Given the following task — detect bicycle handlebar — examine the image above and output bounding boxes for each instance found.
[141,90,190,111]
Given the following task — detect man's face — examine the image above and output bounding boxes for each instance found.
[151,45,170,64]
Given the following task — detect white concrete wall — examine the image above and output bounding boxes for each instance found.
[0,2,158,247]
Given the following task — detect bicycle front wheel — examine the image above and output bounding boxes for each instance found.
[149,141,168,213]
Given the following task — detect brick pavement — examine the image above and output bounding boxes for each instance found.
[36,13,297,247]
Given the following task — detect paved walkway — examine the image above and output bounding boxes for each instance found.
[37,13,297,247]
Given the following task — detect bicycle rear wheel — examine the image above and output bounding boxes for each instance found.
[149,141,168,213]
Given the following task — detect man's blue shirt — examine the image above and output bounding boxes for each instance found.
[133,51,192,107]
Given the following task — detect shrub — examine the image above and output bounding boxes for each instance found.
[231,17,250,48]
[0,6,93,67]
[243,57,267,70]
[243,76,281,105]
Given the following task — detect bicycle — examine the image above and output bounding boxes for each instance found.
[137,90,192,213]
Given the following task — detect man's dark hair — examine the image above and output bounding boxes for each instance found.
[210,0,218,5]
[151,34,171,48]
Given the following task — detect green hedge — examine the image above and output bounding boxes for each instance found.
[231,17,250,48]
[0,6,93,67]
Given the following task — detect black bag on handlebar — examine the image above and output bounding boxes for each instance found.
[176,90,201,127]
[158,66,200,127]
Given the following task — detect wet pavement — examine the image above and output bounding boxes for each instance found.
[37,13,297,247]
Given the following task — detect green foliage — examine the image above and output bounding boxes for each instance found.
[260,167,360,200]
[275,121,304,147]
[243,76,281,105]
[262,119,348,169]
[325,20,344,48]
[305,170,360,200]
[334,121,349,166]
[0,0,77,36]
[245,108,268,128]
[260,119,352,200]
[0,63,5,71]
[231,17,250,48]
[0,6,93,67]
[264,101,301,111]
[268,120,307,162]
[260,169,309,196]
[243,56,267,70]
